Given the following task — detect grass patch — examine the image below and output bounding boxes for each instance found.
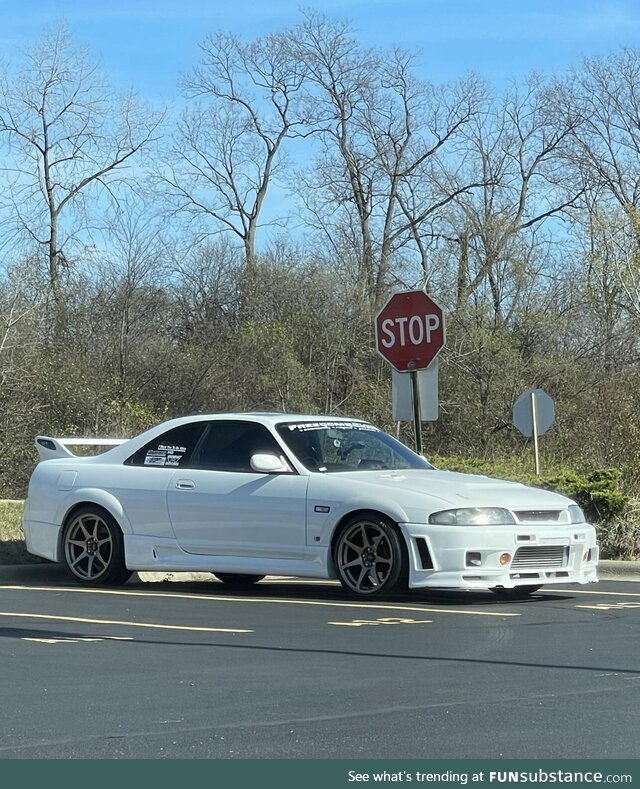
[0,500,43,565]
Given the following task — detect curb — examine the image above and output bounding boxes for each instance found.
[0,560,638,585]
[597,559,640,582]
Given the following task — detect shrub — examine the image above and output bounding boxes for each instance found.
[539,468,628,524]
[596,506,640,560]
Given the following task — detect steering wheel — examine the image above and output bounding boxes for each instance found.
[358,458,386,470]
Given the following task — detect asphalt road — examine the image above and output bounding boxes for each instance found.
[1,569,639,759]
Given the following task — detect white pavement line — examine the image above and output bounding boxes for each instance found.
[0,585,519,617]
[543,588,640,598]
[0,611,252,633]
[576,600,640,611]
[23,635,134,645]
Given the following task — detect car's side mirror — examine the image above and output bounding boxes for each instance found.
[250,453,291,474]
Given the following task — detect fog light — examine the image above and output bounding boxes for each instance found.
[499,553,511,566]
[466,551,482,567]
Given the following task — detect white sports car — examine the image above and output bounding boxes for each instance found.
[23,413,599,598]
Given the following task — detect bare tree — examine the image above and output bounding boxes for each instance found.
[93,196,168,421]
[418,76,586,450]
[450,75,584,318]
[289,11,484,308]
[559,47,640,391]
[0,22,163,327]
[163,30,306,280]
[568,49,640,225]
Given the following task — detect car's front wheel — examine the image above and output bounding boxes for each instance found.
[334,513,407,598]
[62,506,132,586]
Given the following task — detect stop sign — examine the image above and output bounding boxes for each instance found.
[375,290,446,372]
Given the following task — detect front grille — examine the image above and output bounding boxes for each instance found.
[514,510,561,522]
[512,546,568,568]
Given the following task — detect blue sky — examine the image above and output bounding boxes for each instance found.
[3,1,640,99]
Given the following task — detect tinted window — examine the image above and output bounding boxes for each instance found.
[125,422,206,468]
[189,421,288,472]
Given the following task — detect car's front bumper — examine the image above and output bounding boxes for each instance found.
[401,521,599,590]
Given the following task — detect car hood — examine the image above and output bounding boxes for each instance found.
[321,468,572,511]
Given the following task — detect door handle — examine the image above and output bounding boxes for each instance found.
[175,479,196,490]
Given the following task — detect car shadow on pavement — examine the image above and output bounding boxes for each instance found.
[126,577,574,607]
[3,623,639,678]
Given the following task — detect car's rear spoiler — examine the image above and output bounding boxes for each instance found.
[35,436,129,461]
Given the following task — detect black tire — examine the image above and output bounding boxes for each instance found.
[62,505,132,586]
[214,573,265,586]
[490,585,543,599]
[333,512,408,598]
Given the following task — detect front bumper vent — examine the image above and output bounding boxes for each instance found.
[415,538,434,569]
[511,545,568,568]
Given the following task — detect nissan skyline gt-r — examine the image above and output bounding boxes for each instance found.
[23,413,599,598]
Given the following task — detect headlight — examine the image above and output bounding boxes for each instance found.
[568,504,586,524]
[428,507,516,525]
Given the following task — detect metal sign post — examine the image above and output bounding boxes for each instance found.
[410,369,423,455]
[530,390,540,476]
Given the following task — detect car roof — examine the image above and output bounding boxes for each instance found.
[40,413,377,465]
[164,413,371,428]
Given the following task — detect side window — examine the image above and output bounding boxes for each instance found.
[189,421,287,473]
[125,422,206,468]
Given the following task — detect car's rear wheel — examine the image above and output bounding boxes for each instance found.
[63,506,132,586]
[490,585,543,598]
[214,573,265,586]
[334,513,407,598]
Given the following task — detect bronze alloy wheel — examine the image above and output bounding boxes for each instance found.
[335,514,407,597]
[63,506,132,586]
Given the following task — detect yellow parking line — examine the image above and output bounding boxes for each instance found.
[0,611,252,633]
[0,585,518,617]
[329,617,433,627]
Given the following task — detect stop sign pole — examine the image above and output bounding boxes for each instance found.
[410,369,423,454]
[375,290,446,454]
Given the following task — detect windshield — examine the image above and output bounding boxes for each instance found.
[276,420,433,473]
